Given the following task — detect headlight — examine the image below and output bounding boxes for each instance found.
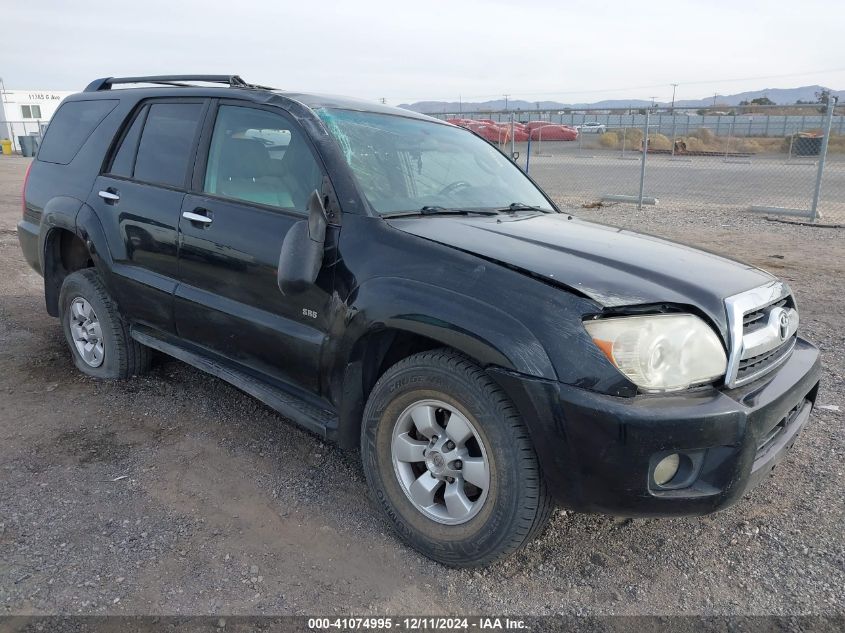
[584,314,727,392]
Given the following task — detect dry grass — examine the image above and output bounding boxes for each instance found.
[598,132,618,149]
[579,130,844,155]
[647,133,672,150]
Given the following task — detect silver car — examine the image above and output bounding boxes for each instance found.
[579,121,606,133]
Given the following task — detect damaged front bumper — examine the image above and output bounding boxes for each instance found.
[490,337,821,516]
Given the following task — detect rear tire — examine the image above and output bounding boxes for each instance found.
[361,349,553,567]
[59,269,151,379]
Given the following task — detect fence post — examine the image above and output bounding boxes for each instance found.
[638,110,650,210]
[525,133,531,174]
[810,97,837,222]
[723,121,734,161]
[670,112,677,156]
[510,112,515,160]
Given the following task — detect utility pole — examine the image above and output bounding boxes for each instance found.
[379,97,387,104]
[503,94,510,111]
[713,92,718,107]
[649,96,657,108]
[670,83,678,113]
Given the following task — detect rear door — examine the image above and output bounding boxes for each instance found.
[174,102,333,393]
[88,99,208,332]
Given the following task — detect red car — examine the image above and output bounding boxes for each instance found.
[529,124,578,141]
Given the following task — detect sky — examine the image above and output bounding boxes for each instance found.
[2,0,844,105]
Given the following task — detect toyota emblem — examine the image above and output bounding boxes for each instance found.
[778,312,790,341]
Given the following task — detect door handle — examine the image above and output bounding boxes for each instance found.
[98,190,120,202]
[182,211,213,224]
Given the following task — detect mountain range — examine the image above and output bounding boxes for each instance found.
[398,85,845,113]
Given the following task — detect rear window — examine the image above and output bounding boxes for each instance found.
[37,99,118,165]
[132,103,204,188]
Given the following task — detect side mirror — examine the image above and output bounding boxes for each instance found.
[277,190,327,296]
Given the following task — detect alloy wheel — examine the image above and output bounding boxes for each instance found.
[391,399,490,525]
[68,297,105,368]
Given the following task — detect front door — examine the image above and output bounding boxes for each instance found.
[88,99,207,332]
[175,103,333,394]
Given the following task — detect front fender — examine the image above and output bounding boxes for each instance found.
[327,276,557,449]
[342,276,556,379]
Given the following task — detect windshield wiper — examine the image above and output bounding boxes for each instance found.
[496,202,550,213]
[420,206,498,216]
[383,206,499,218]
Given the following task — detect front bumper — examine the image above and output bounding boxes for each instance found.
[491,337,821,516]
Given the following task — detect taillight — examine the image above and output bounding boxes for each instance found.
[22,161,33,219]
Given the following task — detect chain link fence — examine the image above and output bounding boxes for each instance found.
[3,101,844,223]
[434,101,845,224]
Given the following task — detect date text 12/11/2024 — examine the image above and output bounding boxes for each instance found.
[308,617,528,630]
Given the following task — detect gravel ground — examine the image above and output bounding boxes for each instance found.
[0,156,843,616]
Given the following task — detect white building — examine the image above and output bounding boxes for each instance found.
[0,88,75,150]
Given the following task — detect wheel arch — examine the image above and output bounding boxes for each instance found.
[41,201,115,317]
[42,227,93,316]
[331,276,557,448]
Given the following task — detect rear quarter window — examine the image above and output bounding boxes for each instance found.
[37,99,118,165]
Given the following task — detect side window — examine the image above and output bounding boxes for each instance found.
[38,99,118,165]
[203,105,322,212]
[133,103,204,188]
[108,106,148,178]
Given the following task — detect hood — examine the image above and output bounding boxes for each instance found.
[386,213,774,331]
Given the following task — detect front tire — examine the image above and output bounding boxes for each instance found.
[59,269,151,379]
[361,349,553,567]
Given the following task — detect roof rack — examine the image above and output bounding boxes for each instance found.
[83,75,275,92]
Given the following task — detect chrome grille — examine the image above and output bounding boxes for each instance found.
[736,335,796,381]
[724,282,799,388]
[743,298,787,332]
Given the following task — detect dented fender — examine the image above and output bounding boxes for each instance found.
[339,276,557,380]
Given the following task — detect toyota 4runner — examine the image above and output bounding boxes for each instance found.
[18,75,821,567]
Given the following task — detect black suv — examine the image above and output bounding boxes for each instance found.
[19,75,820,567]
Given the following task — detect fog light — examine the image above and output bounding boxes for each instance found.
[653,453,680,486]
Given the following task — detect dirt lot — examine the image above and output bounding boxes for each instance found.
[0,156,843,616]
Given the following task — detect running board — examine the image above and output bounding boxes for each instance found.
[130,327,338,439]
